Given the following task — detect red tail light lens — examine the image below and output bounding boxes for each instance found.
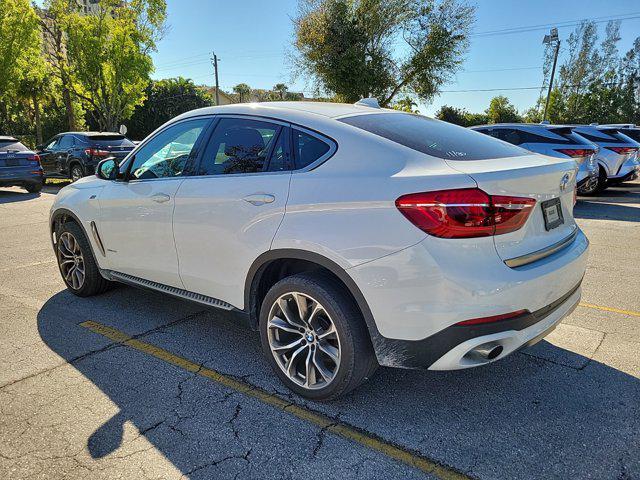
[455,309,528,326]
[554,148,596,158]
[26,154,41,166]
[605,146,638,155]
[84,148,110,157]
[395,188,536,238]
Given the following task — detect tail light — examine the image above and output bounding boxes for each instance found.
[455,309,528,326]
[605,146,638,155]
[85,148,110,158]
[554,148,596,158]
[395,188,536,239]
[26,154,41,166]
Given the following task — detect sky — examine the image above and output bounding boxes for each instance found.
[150,0,640,116]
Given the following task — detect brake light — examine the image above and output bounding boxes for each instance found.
[554,148,596,158]
[84,148,109,157]
[605,146,638,155]
[395,188,536,238]
[455,309,528,326]
[26,154,41,166]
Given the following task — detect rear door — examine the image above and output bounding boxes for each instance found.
[56,135,75,173]
[173,116,292,308]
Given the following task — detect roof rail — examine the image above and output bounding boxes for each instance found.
[354,97,380,108]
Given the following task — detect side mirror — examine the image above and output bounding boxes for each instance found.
[36,144,43,151]
[96,158,118,180]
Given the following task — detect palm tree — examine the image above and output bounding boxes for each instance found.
[233,83,252,103]
[273,83,289,100]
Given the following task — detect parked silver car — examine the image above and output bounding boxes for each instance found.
[470,123,599,194]
[571,125,640,194]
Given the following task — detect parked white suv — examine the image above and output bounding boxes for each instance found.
[50,102,589,400]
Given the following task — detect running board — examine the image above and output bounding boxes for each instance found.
[103,270,235,310]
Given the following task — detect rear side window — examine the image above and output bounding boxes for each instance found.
[87,135,134,147]
[619,128,640,142]
[574,128,627,144]
[0,140,28,152]
[292,129,331,169]
[340,113,526,160]
[58,135,74,149]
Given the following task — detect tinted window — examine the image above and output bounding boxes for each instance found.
[292,129,331,168]
[573,128,627,144]
[44,137,58,150]
[199,118,280,175]
[87,135,134,147]
[266,129,290,172]
[129,118,209,180]
[340,113,526,160]
[619,128,640,142]
[58,135,74,149]
[0,140,28,152]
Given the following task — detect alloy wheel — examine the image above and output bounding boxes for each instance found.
[71,166,83,182]
[57,231,85,290]
[267,292,341,390]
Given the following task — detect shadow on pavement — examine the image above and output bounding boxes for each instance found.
[36,286,640,479]
[0,189,41,204]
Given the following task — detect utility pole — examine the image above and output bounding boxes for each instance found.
[211,52,220,105]
[542,28,560,122]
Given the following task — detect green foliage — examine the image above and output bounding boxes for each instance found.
[435,105,468,125]
[233,83,252,102]
[485,95,521,124]
[392,97,420,113]
[293,0,474,106]
[126,77,213,140]
[63,0,167,131]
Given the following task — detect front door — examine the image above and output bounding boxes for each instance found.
[39,136,60,174]
[173,116,292,308]
[97,117,211,288]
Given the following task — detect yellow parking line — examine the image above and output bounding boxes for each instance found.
[579,303,640,318]
[80,320,470,480]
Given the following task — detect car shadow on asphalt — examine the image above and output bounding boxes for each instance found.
[0,189,41,204]
[35,286,640,479]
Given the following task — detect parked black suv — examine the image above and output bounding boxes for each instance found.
[37,132,135,182]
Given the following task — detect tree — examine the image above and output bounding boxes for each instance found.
[0,0,43,132]
[392,97,420,113]
[273,83,289,100]
[63,0,167,131]
[293,0,474,106]
[127,77,212,140]
[233,83,252,103]
[486,95,521,124]
[435,105,468,125]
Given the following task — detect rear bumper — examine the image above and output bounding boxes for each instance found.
[609,158,639,180]
[0,170,43,187]
[349,228,589,369]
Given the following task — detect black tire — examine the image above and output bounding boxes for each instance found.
[579,166,608,196]
[259,271,378,401]
[24,182,42,193]
[70,163,84,183]
[56,221,112,297]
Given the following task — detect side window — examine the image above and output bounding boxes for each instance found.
[292,129,331,169]
[199,118,280,175]
[265,129,290,172]
[129,118,209,180]
[58,135,74,150]
[45,137,59,150]
[502,129,522,145]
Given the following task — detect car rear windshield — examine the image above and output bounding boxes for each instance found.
[86,135,134,147]
[339,113,527,160]
[617,128,640,142]
[0,140,28,152]
[573,128,630,144]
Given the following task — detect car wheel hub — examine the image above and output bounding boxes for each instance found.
[57,231,85,290]
[267,292,341,390]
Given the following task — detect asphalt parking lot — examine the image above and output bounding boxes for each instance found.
[0,181,638,480]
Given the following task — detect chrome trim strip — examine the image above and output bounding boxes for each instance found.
[105,270,235,310]
[504,228,579,268]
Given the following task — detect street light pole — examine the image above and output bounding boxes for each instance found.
[542,28,560,122]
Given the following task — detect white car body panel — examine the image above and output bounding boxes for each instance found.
[173,172,291,309]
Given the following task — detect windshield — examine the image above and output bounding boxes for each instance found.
[339,113,527,160]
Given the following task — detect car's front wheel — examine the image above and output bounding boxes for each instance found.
[55,221,111,297]
[259,272,377,400]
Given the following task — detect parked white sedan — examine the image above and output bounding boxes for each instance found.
[50,101,589,400]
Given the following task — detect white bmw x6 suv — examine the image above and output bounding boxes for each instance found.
[50,101,589,400]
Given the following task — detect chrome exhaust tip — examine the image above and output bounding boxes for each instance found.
[465,342,504,362]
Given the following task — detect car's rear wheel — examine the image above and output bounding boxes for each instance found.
[70,164,84,183]
[24,182,42,193]
[579,166,607,195]
[259,272,377,400]
[56,221,111,297]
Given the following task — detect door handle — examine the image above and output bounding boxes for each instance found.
[243,193,275,206]
[151,193,171,203]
